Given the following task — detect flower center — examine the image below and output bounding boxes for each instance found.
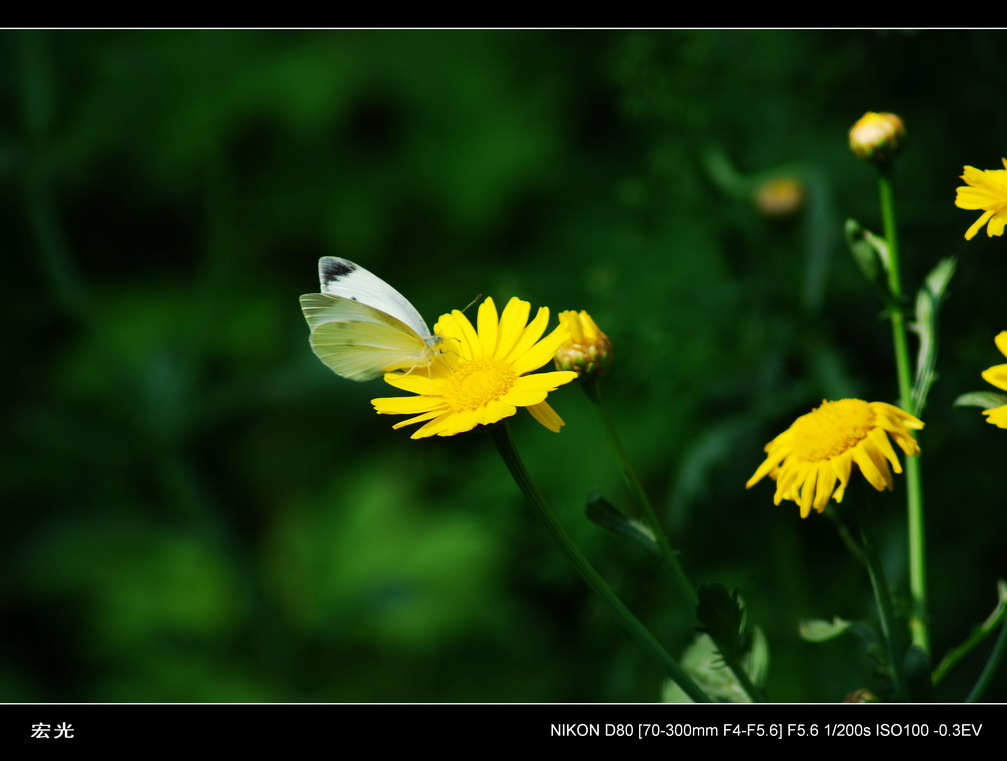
[790,399,875,461]
[441,358,517,411]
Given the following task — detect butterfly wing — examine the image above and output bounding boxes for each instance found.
[317,257,433,339]
[300,293,435,381]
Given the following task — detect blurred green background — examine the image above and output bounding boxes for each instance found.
[3,29,1005,702]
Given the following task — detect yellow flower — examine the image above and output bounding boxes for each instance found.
[746,399,923,518]
[554,310,613,379]
[372,297,578,438]
[848,112,906,162]
[955,159,1007,240]
[981,331,1007,429]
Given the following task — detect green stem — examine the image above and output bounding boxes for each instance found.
[581,380,698,609]
[855,497,909,701]
[490,422,711,703]
[966,615,1007,702]
[933,581,1007,686]
[581,379,764,702]
[877,164,930,657]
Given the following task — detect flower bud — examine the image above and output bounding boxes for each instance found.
[843,689,879,703]
[554,310,613,379]
[754,177,805,218]
[849,111,906,163]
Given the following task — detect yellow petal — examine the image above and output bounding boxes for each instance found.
[526,401,564,432]
[476,298,500,358]
[831,451,853,503]
[371,395,442,415]
[435,310,478,361]
[504,306,550,364]
[988,210,1007,237]
[868,426,903,474]
[965,210,995,240]
[746,445,792,489]
[812,465,835,513]
[955,186,1006,210]
[798,468,816,518]
[995,331,1007,359]
[494,298,532,360]
[382,371,448,394]
[852,446,888,492]
[982,404,1007,429]
[392,409,446,430]
[982,364,1007,391]
[510,324,572,376]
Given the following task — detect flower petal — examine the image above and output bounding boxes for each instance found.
[965,209,996,240]
[868,426,902,474]
[505,306,550,364]
[382,370,448,394]
[746,444,792,489]
[372,395,443,415]
[983,404,1007,429]
[494,298,532,360]
[511,324,572,376]
[988,210,1007,237]
[955,186,1006,210]
[982,363,1007,391]
[852,445,890,492]
[476,298,499,358]
[526,401,565,432]
[435,310,478,361]
[393,409,447,430]
[995,331,1007,359]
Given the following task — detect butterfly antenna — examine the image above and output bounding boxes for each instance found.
[461,293,483,314]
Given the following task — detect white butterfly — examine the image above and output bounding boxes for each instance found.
[299,257,444,382]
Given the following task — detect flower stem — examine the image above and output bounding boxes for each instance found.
[581,379,765,702]
[877,163,930,658]
[490,422,711,703]
[855,496,909,701]
[965,615,1007,702]
[581,379,698,610]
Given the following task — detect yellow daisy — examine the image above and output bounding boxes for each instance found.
[981,331,1007,429]
[372,297,578,438]
[746,399,924,518]
[955,158,1007,240]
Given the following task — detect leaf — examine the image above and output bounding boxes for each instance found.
[798,616,852,642]
[695,583,748,662]
[845,218,890,293]
[584,489,658,556]
[953,391,1007,411]
[661,633,752,703]
[910,257,956,415]
[747,625,770,688]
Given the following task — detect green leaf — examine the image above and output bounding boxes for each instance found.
[695,583,749,662]
[910,257,956,414]
[953,391,1007,411]
[661,634,753,703]
[584,489,658,556]
[798,616,852,642]
[845,218,890,293]
[748,625,770,688]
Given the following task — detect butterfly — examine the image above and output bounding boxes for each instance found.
[299,257,445,382]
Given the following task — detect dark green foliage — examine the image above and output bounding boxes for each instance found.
[3,29,1006,702]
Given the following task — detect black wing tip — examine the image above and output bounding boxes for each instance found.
[319,257,356,286]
